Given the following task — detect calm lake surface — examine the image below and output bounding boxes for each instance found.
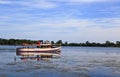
[0,46,120,77]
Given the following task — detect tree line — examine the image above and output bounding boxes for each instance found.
[0,38,120,47]
[64,41,120,47]
[0,38,36,45]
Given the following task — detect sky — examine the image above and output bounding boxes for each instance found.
[0,0,120,43]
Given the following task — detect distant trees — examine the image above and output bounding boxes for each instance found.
[116,41,120,47]
[0,38,36,45]
[65,40,120,47]
[0,38,120,47]
[105,40,115,47]
[56,40,62,44]
[51,41,55,44]
[64,41,68,46]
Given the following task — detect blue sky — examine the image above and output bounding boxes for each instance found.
[0,0,120,43]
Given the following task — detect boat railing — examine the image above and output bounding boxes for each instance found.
[21,43,61,48]
[22,43,61,46]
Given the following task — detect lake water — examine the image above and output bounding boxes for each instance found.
[0,46,120,77]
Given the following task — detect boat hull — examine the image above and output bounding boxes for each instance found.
[16,47,61,56]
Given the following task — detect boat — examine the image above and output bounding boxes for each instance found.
[16,43,61,58]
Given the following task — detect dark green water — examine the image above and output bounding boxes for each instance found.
[0,46,120,77]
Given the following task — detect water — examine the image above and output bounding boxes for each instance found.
[0,46,120,77]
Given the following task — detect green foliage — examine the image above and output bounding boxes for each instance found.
[0,38,120,47]
[56,40,62,44]
[116,41,120,47]
[0,38,36,45]
[64,40,120,47]
[51,41,54,44]
[64,41,68,46]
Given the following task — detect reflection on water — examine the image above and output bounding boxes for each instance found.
[0,46,120,77]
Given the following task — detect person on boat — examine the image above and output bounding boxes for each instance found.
[36,55,40,61]
[14,56,16,62]
[37,41,41,48]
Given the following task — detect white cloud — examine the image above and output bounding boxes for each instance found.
[0,0,11,4]
[20,0,57,9]
[51,0,114,3]
[69,0,110,3]
[0,0,57,9]
[1,17,120,42]
[0,0,120,42]
[98,6,120,17]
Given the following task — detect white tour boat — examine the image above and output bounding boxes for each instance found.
[16,43,61,58]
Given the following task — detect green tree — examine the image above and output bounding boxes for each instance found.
[105,40,115,47]
[86,41,90,46]
[51,41,55,44]
[64,41,68,46]
[8,39,15,45]
[116,41,120,47]
[56,40,63,45]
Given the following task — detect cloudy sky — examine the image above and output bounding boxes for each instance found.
[0,0,120,43]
